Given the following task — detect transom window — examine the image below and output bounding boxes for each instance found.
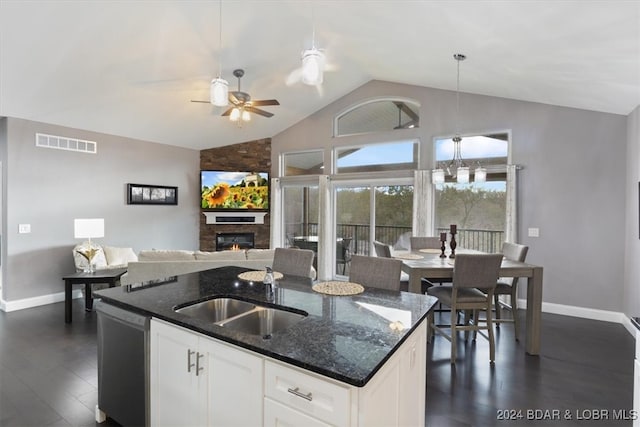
[335,98,420,137]
[335,140,418,174]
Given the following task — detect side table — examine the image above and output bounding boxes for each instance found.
[62,268,127,323]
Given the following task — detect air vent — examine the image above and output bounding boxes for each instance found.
[35,133,97,154]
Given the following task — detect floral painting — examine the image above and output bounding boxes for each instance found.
[201,171,269,210]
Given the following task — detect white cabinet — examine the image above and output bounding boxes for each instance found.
[634,329,639,427]
[149,319,263,427]
[151,318,427,427]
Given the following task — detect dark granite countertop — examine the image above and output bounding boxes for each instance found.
[95,266,437,387]
[632,317,640,331]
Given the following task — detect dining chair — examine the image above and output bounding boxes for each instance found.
[272,247,315,278]
[349,255,402,291]
[426,253,503,364]
[493,242,529,341]
[410,236,441,251]
[336,238,353,275]
[373,240,392,258]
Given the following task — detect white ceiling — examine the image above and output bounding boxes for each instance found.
[1,0,639,151]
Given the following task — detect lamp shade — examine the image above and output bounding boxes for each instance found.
[210,77,229,107]
[229,107,240,122]
[432,168,445,184]
[74,218,104,239]
[301,48,324,86]
[456,167,470,184]
[474,166,487,183]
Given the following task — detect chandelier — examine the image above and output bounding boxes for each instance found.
[432,54,486,184]
[210,0,229,107]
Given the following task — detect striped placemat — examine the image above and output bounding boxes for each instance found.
[419,248,441,254]
[238,270,284,282]
[393,253,424,260]
[312,281,365,296]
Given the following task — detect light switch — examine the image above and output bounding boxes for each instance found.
[528,227,539,238]
[18,224,31,234]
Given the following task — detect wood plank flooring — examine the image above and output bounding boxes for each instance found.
[0,299,635,426]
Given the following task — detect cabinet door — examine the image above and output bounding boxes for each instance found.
[264,398,331,427]
[634,359,639,427]
[150,320,206,427]
[398,320,426,426]
[200,339,263,426]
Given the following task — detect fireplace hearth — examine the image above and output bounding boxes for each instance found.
[216,232,255,251]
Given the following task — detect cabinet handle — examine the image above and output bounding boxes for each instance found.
[287,387,313,402]
[195,352,204,376]
[187,349,195,373]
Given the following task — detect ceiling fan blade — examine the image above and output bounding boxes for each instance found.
[229,92,240,105]
[191,100,210,103]
[221,107,234,117]
[250,99,280,107]
[245,107,274,118]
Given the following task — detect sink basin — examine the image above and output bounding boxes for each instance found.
[175,298,256,323]
[217,307,307,338]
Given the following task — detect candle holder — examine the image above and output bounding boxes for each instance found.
[449,232,457,259]
[439,232,447,258]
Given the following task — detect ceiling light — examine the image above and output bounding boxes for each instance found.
[474,164,487,183]
[229,107,240,122]
[301,47,324,86]
[241,109,251,122]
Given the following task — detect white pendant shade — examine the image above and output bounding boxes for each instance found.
[457,167,470,184]
[474,166,487,183]
[301,48,324,86]
[229,107,240,122]
[432,168,445,184]
[241,109,251,122]
[210,78,229,107]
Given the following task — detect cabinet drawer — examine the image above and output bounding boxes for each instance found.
[264,398,331,427]
[265,361,351,426]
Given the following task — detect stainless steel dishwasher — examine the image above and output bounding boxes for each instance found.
[96,300,149,426]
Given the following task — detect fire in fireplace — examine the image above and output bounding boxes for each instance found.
[216,232,255,251]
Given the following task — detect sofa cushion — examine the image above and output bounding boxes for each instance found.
[138,249,196,261]
[246,249,276,260]
[194,250,247,261]
[103,246,138,266]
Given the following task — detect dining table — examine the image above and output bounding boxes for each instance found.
[396,249,543,355]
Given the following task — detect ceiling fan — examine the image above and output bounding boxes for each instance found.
[192,69,280,119]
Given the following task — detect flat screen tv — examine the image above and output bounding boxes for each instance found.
[201,170,269,211]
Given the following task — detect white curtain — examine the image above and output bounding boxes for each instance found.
[505,164,518,243]
[412,170,433,236]
[317,175,333,281]
[270,178,282,248]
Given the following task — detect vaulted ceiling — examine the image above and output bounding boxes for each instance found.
[1,0,638,150]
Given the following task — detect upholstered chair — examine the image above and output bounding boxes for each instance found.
[409,236,441,251]
[426,253,503,364]
[272,248,315,278]
[349,255,402,291]
[373,240,392,258]
[493,242,529,341]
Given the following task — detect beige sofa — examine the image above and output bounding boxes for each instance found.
[121,249,279,285]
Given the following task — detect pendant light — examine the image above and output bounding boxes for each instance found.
[301,6,325,86]
[210,0,228,107]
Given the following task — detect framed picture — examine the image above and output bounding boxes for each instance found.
[127,183,178,205]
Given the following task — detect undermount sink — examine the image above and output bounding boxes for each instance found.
[217,307,307,338]
[174,297,307,338]
[174,297,256,323]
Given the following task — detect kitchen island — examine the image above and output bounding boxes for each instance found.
[95,266,437,427]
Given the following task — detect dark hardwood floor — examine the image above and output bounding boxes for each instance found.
[0,300,635,426]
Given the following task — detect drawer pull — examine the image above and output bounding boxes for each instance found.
[287,387,313,401]
[187,349,196,373]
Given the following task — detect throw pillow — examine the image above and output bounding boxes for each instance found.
[194,250,247,261]
[103,246,138,266]
[138,249,196,261]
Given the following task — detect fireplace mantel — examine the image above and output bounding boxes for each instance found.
[203,211,268,225]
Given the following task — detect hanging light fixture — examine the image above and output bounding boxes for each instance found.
[301,6,325,86]
[433,53,484,185]
[210,0,228,107]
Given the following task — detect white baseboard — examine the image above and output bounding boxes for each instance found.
[1,289,82,312]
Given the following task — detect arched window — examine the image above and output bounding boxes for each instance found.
[334,98,420,137]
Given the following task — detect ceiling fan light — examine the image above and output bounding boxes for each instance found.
[241,109,251,122]
[456,167,470,184]
[432,168,445,185]
[301,48,324,86]
[474,166,487,183]
[210,78,229,107]
[229,107,240,122]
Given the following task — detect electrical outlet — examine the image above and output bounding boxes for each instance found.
[528,227,539,238]
[18,224,31,234]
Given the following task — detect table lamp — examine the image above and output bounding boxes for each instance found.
[74,218,104,272]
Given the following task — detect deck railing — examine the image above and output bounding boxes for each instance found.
[287,223,504,254]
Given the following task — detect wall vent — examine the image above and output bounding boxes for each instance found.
[35,133,97,154]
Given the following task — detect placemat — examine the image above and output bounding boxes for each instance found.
[237,270,284,282]
[393,253,424,260]
[419,248,441,254]
[312,281,365,296]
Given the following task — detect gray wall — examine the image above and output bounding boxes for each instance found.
[272,80,628,313]
[625,106,640,318]
[1,118,200,303]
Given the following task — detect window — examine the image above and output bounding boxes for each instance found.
[433,132,510,252]
[335,140,418,174]
[335,98,420,137]
[282,150,324,176]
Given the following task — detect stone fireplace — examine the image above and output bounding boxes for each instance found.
[216,232,255,251]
